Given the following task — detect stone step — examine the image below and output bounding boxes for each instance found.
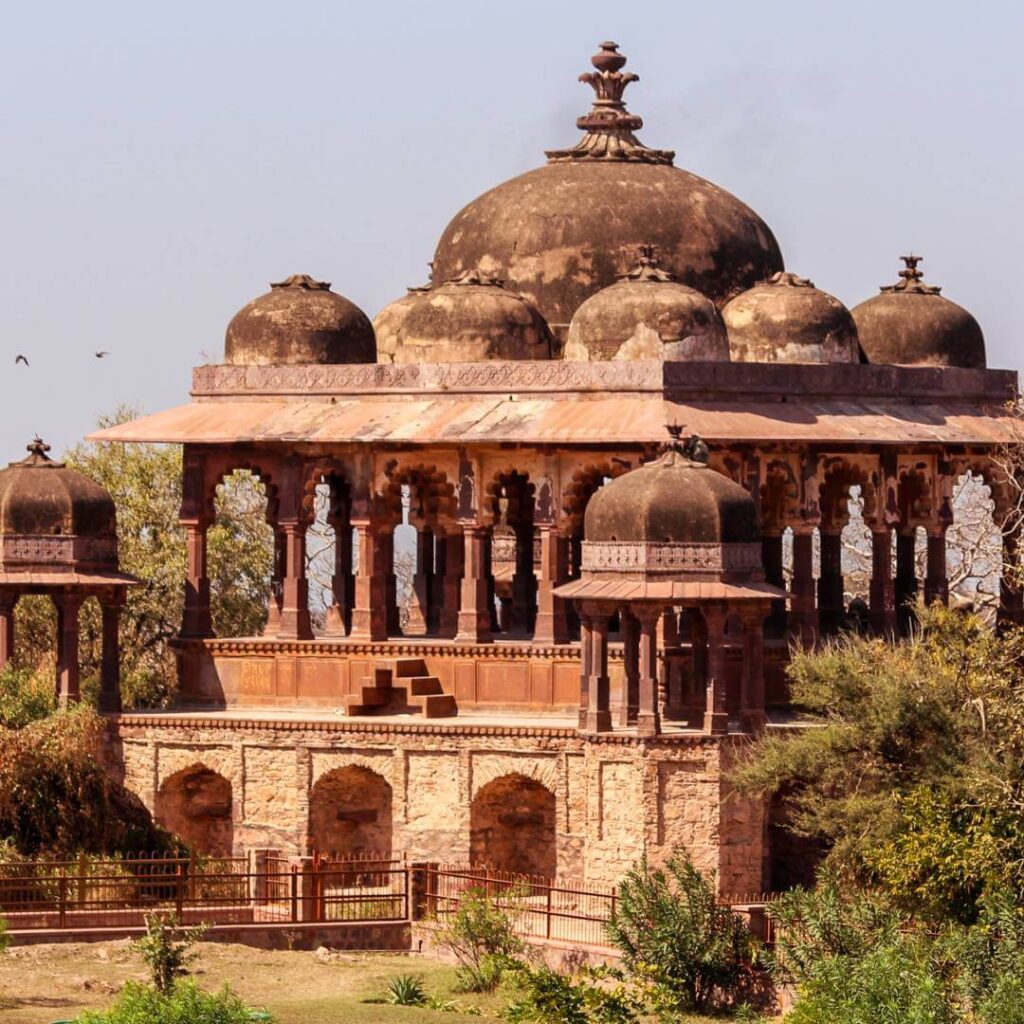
[385,658,429,679]
[407,675,443,696]
[413,693,458,718]
[354,685,392,707]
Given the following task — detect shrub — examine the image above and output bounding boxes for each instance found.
[434,884,526,992]
[0,914,8,956]
[74,979,270,1023]
[384,973,427,1006]
[503,961,638,1024]
[0,665,55,727]
[606,848,757,1013]
[134,913,208,994]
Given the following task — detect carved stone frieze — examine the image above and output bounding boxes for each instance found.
[580,540,763,575]
[1,534,117,569]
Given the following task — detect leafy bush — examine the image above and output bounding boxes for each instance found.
[134,913,208,994]
[74,979,270,1023]
[0,914,8,956]
[384,973,427,1006]
[434,884,526,992]
[503,961,638,1024]
[606,848,757,1013]
[0,665,55,727]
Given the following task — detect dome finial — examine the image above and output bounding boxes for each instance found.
[662,422,709,464]
[546,42,674,166]
[16,436,62,469]
[880,253,941,295]
[270,274,331,291]
[620,244,677,283]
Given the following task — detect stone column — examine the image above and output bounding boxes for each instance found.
[869,525,896,635]
[350,520,388,641]
[534,527,570,644]
[263,524,285,637]
[98,590,125,714]
[456,526,492,643]
[685,607,708,728]
[436,533,463,638]
[817,529,845,635]
[703,603,728,735]
[181,518,213,638]
[790,527,817,647]
[0,591,16,670]
[405,528,434,636]
[762,532,786,634]
[636,607,662,738]
[618,608,639,728]
[924,525,949,606]
[323,515,354,637]
[55,591,83,705]
[277,519,313,641]
[895,529,918,636]
[577,608,593,730]
[740,604,767,732]
[582,603,611,733]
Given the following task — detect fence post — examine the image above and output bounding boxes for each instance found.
[58,867,67,929]
[545,886,552,940]
[409,861,438,921]
[292,857,318,922]
[248,848,278,907]
[290,865,298,923]
[175,863,184,917]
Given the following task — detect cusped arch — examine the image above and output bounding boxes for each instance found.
[378,460,457,530]
[562,459,634,531]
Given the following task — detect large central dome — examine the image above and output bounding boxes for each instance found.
[431,42,784,340]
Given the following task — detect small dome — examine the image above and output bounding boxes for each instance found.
[723,272,861,364]
[851,255,985,368]
[564,249,728,362]
[374,269,553,364]
[224,274,376,366]
[0,438,118,570]
[585,435,758,547]
[431,43,783,339]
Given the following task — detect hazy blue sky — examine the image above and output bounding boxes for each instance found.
[1,0,1021,457]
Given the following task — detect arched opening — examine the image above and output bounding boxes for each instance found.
[487,471,536,637]
[209,469,275,637]
[950,471,1000,619]
[155,765,233,856]
[308,765,393,857]
[842,484,872,632]
[470,774,557,879]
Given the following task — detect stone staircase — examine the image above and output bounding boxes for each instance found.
[343,657,457,719]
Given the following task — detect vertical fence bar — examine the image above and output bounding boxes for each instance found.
[175,863,184,917]
[58,868,67,929]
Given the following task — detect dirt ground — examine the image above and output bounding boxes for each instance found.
[0,940,506,1023]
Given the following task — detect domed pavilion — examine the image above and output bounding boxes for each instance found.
[0,438,137,710]
[88,41,1021,892]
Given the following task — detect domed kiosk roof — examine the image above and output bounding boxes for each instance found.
[723,272,861,364]
[851,255,986,368]
[564,248,729,362]
[374,269,552,364]
[431,42,784,338]
[225,274,376,366]
[0,438,131,579]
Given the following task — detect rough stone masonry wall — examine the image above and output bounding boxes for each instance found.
[106,716,766,893]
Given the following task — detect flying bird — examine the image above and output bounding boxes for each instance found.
[95,351,110,359]
[14,355,28,366]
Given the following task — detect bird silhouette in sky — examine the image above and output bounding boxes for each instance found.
[14,355,28,366]
[95,351,110,359]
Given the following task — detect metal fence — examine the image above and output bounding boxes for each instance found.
[0,850,408,930]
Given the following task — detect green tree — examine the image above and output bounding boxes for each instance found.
[75,980,270,1024]
[606,848,757,1014]
[134,913,208,995]
[731,604,1024,923]
[13,408,273,707]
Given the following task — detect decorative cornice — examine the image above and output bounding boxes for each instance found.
[580,540,763,575]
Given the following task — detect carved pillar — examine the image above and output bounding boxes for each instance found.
[817,529,845,635]
[618,608,639,728]
[276,518,313,641]
[581,603,611,733]
[376,530,398,636]
[534,527,570,644]
[636,607,661,737]
[456,525,492,643]
[436,533,463,638]
[263,524,285,637]
[703,602,728,735]
[98,589,125,714]
[868,526,895,635]
[0,591,16,670]
[181,519,213,638]
[762,532,786,634]
[685,607,708,728]
[578,608,593,730]
[323,514,354,637]
[740,604,767,732]
[350,519,388,641]
[55,591,83,705]
[405,527,434,636]
[924,525,949,606]
[895,530,918,636]
[790,527,817,647]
